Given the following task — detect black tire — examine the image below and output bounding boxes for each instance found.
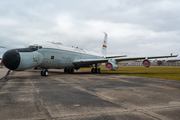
[91,68,97,73]
[68,68,71,73]
[97,68,101,73]
[41,71,44,76]
[64,68,68,73]
[94,68,97,73]
[71,68,74,73]
[68,68,74,74]
[44,70,48,76]
[91,68,94,73]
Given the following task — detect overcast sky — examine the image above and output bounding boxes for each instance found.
[0,0,180,59]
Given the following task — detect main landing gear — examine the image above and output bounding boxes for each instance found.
[41,69,49,76]
[64,68,74,74]
[91,64,101,74]
[91,68,101,73]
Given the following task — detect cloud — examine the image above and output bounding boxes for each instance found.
[0,0,179,59]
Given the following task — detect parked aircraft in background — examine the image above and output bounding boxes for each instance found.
[1,33,178,76]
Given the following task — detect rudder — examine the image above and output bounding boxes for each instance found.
[100,32,107,56]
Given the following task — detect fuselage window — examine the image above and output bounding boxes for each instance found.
[51,56,54,59]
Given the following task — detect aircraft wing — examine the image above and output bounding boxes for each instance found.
[114,55,178,62]
[73,54,178,66]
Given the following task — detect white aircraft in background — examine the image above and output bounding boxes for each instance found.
[1,33,178,76]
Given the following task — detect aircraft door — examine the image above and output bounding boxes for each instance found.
[41,59,50,67]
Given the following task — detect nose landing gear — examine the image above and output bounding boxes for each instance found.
[41,69,49,76]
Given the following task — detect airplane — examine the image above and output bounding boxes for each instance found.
[0,33,178,76]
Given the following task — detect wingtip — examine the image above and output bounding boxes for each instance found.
[170,53,178,57]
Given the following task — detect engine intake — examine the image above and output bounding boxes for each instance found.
[105,62,118,71]
[142,59,151,67]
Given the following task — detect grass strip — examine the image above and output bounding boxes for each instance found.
[80,66,180,81]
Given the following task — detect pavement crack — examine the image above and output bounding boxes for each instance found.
[140,111,168,120]
[28,78,52,119]
[54,77,176,120]
[54,77,131,109]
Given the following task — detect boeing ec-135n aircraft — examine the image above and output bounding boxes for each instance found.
[1,33,178,76]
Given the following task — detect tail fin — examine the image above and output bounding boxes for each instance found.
[100,32,107,56]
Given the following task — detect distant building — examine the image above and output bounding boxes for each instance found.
[119,60,144,66]
[162,59,180,66]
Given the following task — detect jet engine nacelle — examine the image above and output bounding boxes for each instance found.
[105,62,118,71]
[2,48,43,71]
[142,59,151,67]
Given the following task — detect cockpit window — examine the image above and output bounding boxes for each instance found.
[29,45,36,48]
[28,46,43,49]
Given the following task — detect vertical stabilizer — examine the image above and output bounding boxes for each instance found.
[100,32,107,56]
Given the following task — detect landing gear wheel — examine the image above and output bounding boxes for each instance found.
[41,69,48,76]
[71,68,74,73]
[44,70,48,76]
[41,71,44,76]
[97,68,101,73]
[91,68,101,73]
[64,68,68,73]
[91,68,93,73]
[91,68,96,73]
[68,68,74,74]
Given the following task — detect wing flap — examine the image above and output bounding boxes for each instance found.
[73,59,108,65]
[106,55,127,58]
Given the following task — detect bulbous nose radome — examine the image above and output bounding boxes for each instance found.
[2,50,20,70]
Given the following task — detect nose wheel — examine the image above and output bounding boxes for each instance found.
[41,69,49,76]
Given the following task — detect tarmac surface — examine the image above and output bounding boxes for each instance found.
[0,68,180,120]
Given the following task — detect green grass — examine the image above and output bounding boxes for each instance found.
[80,66,180,81]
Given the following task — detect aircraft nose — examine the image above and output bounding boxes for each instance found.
[2,49,20,70]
